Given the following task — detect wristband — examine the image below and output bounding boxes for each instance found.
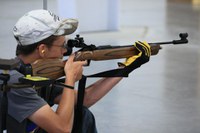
[62,84,74,89]
[55,82,74,89]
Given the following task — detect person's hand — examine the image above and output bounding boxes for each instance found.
[118,41,151,73]
[64,54,87,82]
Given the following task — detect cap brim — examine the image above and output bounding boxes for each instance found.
[54,19,78,36]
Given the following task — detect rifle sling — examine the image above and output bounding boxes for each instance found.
[86,68,128,77]
[73,68,130,132]
[72,76,87,133]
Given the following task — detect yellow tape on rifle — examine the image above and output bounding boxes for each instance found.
[25,75,49,81]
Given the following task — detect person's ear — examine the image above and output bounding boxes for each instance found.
[38,44,48,58]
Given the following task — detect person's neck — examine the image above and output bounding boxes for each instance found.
[19,53,41,64]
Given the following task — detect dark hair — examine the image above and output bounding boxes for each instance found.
[16,35,58,56]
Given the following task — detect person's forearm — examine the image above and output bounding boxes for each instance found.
[56,78,75,131]
[83,77,123,107]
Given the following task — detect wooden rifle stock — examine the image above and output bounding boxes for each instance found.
[74,44,161,61]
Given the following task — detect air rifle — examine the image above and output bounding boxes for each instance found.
[30,33,188,79]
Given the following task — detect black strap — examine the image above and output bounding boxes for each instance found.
[86,58,145,78]
[73,66,134,133]
[86,68,129,77]
[73,66,135,133]
[0,91,7,133]
[72,76,87,133]
[0,74,10,133]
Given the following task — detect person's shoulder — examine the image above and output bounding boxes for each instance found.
[7,70,24,84]
[0,70,23,83]
[10,69,24,76]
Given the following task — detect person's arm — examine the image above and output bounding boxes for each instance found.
[28,54,86,133]
[81,77,123,107]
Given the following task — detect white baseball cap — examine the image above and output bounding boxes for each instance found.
[13,9,78,45]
